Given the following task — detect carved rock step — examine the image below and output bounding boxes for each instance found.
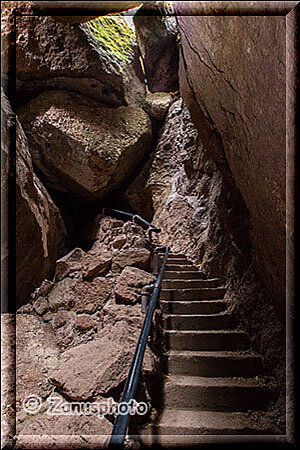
[163,350,262,377]
[163,375,278,411]
[162,278,223,289]
[163,270,207,279]
[166,253,187,258]
[163,313,232,330]
[164,258,193,265]
[162,330,250,351]
[160,287,226,301]
[160,299,227,315]
[141,409,279,437]
[164,264,199,272]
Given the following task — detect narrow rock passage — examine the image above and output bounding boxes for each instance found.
[137,253,280,445]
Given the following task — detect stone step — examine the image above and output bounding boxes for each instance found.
[163,270,207,280]
[162,278,223,289]
[164,264,199,272]
[163,313,232,330]
[166,253,186,258]
[140,409,279,437]
[163,350,262,377]
[160,287,226,301]
[166,258,193,265]
[160,300,227,315]
[162,330,249,351]
[163,375,278,411]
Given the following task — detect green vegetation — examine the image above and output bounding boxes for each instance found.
[86,16,135,65]
[164,1,174,13]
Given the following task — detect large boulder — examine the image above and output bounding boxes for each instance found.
[49,318,156,401]
[174,4,286,306]
[133,2,179,93]
[18,90,152,200]
[11,92,67,308]
[13,13,145,107]
[144,91,175,121]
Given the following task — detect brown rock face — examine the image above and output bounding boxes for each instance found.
[18,90,152,200]
[74,315,98,333]
[73,278,114,315]
[174,6,286,306]
[1,90,10,313]
[111,248,150,273]
[133,2,179,92]
[144,91,175,121]
[1,315,16,448]
[82,253,111,280]
[127,99,250,274]
[54,248,86,282]
[115,266,156,305]
[3,88,64,309]
[49,319,154,401]
[15,389,113,448]
[16,216,153,351]
[16,314,60,405]
[125,96,286,424]
[13,13,145,107]
[16,411,112,449]
[13,209,157,442]
[12,92,67,308]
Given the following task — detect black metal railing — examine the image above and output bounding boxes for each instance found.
[101,208,161,241]
[108,246,169,448]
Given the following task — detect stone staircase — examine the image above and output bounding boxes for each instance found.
[138,253,280,445]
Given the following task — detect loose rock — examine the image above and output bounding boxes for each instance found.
[49,320,152,401]
[144,91,175,120]
[115,267,156,305]
[112,248,151,273]
[54,248,86,282]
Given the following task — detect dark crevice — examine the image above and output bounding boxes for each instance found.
[31,113,162,254]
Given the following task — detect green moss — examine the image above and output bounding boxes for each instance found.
[164,1,174,13]
[86,16,135,65]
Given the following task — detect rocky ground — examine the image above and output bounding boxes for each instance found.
[11,216,160,448]
[1,1,290,447]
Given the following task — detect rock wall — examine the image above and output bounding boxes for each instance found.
[133,2,179,92]
[2,1,289,438]
[125,98,286,429]
[1,90,67,308]
[125,99,251,272]
[173,4,286,310]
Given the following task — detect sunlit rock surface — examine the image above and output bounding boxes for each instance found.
[14,14,145,107]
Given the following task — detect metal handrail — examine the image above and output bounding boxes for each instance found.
[101,207,161,241]
[108,246,170,448]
